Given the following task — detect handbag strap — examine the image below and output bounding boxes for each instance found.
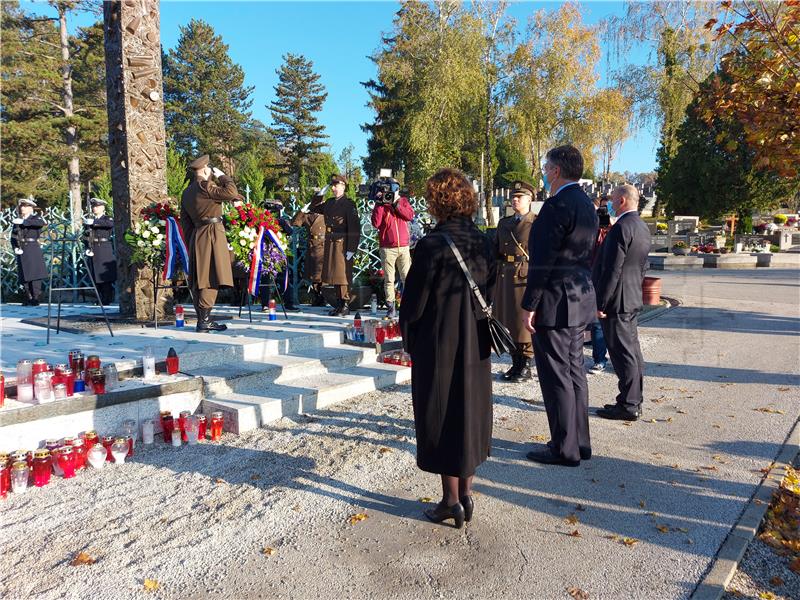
[441,232,491,318]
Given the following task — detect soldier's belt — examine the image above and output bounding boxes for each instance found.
[502,254,525,263]
[311,235,324,240]
[94,238,111,242]
[200,217,222,224]
[22,238,38,242]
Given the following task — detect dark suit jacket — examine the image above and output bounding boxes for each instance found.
[592,211,651,314]
[521,183,598,328]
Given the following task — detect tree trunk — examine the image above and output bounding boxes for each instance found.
[58,5,82,231]
[483,78,495,228]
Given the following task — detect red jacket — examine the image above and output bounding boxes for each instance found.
[371,197,414,248]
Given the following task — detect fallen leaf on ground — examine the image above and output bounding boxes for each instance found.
[652,453,663,458]
[619,484,625,489]
[623,422,633,427]
[646,511,658,518]
[566,514,579,525]
[639,500,646,508]
[604,534,620,541]
[686,538,694,545]
[665,417,673,423]
[70,552,96,566]
[215,478,224,484]
[712,424,721,429]
[701,465,718,471]
[648,418,657,423]
[567,586,589,600]
[754,499,764,505]
[250,474,261,481]
[591,479,599,483]
[568,529,581,538]
[754,407,785,415]
[674,527,689,533]
[575,504,586,512]
[622,537,639,547]
[263,547,277,556]
[419,497,433,503]
[676,409,688,414]
[143,579,160,592]
[789,558,800,573]
[348,513,368,525]
[671,464,680,469]
[769,576,784,586]
[656,525,670,533]
[378,447,392,454]
[777,387,790,392]
[758,592,777,600]
[531,434,548,442]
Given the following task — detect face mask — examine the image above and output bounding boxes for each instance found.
[606,200,616,217]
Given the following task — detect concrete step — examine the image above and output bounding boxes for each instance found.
[189,345,375,397]
[202,361,411,434]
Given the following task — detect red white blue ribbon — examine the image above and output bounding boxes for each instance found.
[265,228,289,291]
[247,226,267,296]
[162,216,190,281]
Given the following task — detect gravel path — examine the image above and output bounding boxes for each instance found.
[1,269,798,599]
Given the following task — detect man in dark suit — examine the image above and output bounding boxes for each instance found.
[521,145,599,467]
[593,184,651,421]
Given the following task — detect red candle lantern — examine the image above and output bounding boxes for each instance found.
[72,438,87,470]
[60,368,75,396]
[32,449,52,487]
[197,414,207,441]
[101,435,114,462]
[210,411,224,441]
[86,355,101,371]
[0,462,9,499]
[45,439,60,453]
[162,415,175,444]
[62,436,75,447]
[32,358,48,377]
[68,349,81,369]
[89,369,106,395]
[125,435,134,458]
[166,348,179,375]
[0,373,4,407]
[54,446,76,478]
[84,431,99,451]
[179,410,191,442]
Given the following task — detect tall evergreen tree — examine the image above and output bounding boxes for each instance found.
[236,152,266,203]
[163,19,254,174]
[267,53,328,200]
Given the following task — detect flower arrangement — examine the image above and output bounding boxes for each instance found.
[656,222,668,232]
[773,214,788,225]
[123,201,178,267]
[672,241,688,249]
[224,203,288,276]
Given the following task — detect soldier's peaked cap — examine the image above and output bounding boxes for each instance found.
[189,154,210,170]
[330,174,347,185]
[18,196,37,207]
[511,181,535,196]
[89,197,107,206]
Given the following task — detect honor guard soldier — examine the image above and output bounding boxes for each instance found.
[180,154,243,332]
[308,175,360,316]
[11,197,48,306]
[291,189,327,306]
[493,180,536,382]
[82,198,117,305]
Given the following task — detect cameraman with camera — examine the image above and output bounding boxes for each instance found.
[369,172,414,318]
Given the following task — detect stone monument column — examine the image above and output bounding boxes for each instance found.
[103,0,170,319]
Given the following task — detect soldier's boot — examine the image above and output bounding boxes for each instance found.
[510,357,533,383]
[502,355,521,381]
[328,300,343,316]
[338,299,351,317]
[196,308,228,332]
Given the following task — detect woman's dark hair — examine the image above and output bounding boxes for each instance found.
[597,205,611,228]
[546,145,584,180]
[425,168,477,222]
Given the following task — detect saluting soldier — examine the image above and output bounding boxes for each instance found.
[493,181,536,382]
[180,154,243,332]
[291,189,327,306]
[82,197,117,305]
[308,175,360,316]
[11,197,48,306]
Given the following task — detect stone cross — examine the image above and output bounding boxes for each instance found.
[103,0,171,319]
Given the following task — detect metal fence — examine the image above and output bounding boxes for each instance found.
[1,198,430,304]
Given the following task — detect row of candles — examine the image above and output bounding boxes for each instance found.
[345,317,402,345]
[0,410,225,498]
[378,350,413,367]
[4,347,181,406]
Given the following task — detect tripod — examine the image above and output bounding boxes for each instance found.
[237,275,289,323]
[46,223,113,343]
[151,268,194,329]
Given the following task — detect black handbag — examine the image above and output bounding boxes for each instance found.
[442,233,516,357]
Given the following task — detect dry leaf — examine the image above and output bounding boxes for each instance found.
[754,499,764,505]
[754,407,785,415]
[419,497,433,503]
[591,479,599,483]
[639,500,646,508]
[789,557,800,574]
[676,409,688,414]
[769,576,784,586]
[652,452,663,459]
[656,525,670,533]
[686,538,694,545]
[623,422,633,427]
[619,483,626,489]
[263,547,276,556]
[566,514,580,525]
[215,477,224,484]
[567,586,589,600]
[348,512,368,525]
[531,434,548,442]
[646,511,658,518]
[758,592,777,600]
[712,424,721,429]
[378,447,392,454]
[604,534,620,541]
[701,465,718,471]
[777,387,790,392]
[648,418,657,423]
[70,551,96,566]
[666,417,673,423]
[674,527,689,533]
[143,579,160,592]
[568,529,581,538]
[250,474,261,481]
[671,464,680,469]
[622,537,639,547]
[575,504,586,512]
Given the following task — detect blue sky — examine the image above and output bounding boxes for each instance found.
[25,0,658,174]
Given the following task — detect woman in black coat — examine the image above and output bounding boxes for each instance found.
[399,168,496,528]
[11,197,48,306]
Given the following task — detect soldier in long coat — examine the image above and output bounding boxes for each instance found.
[11,197,48,306]
[493,181,536,382]
[291,190,327,306]
[82,197,117,305]
[180,154,243,332]
[308,175,360,316]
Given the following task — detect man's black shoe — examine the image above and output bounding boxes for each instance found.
[328,301,343,316]
[338,303,351,317]
[579,447,592,460]
[596,406,639,421]
[526,449,580,467]
[603,403,642,417]
[501,355,521,381]
[284,304,300,312]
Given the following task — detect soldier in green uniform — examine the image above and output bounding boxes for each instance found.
[493,181,536,382]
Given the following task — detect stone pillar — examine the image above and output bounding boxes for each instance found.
[103,0,170,319]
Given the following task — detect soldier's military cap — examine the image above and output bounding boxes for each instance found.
[188,154,210,170]
[89,197,108,206]
[18,196,37,207]
[330,174,347,185]
[511,180,535,197]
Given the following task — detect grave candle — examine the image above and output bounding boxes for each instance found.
[72,438,87,470]
[84,431,99,451]
[16,359,33,386]
[0,462,9,499]
[31,358,48,377]
[16,383,33,403]
[32,449,52,487]
[142,419,154,445]
[166,348,179,375]
[55,446,76,478]
[111,438,128,463]
[101,436,114,462]
[0,373,5,407]
[10,461,29,494]
[197,414,207,441]
[87,445,107,469]
[103,364,118,391]
[162,415,175,444]
[179,410,190,442]
[89,369,106,395]
[210,412,224,441]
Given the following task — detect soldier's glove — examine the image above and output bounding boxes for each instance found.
[212,167,225,178]
[12,218,23,225]
[345,251,354,261]
[86,249,94,257]
[83,218,94,225]
[14,247,23,255]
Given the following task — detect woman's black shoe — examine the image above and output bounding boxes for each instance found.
[460,495,474,522]
[424,501,465,529]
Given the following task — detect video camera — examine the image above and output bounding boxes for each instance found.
[366,168,401,205]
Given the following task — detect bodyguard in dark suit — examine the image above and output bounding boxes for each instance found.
[521,145,598,466]
[83,198,117,305]
[593,184,651,421]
